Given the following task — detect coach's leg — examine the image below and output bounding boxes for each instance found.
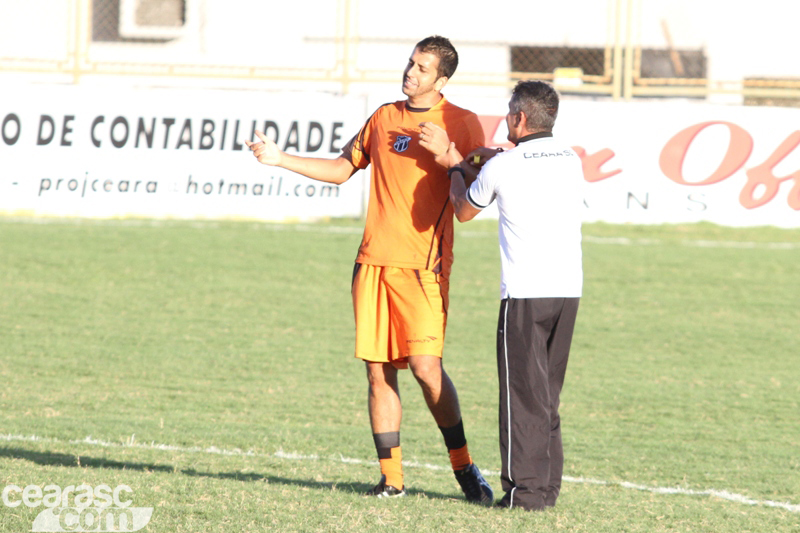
[499,298,555,511]
[366,361,404,490]
[496,299,514,497]
[544,297,580,507]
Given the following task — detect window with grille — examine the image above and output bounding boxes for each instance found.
[92,0,186,42]
[510,45,706,81]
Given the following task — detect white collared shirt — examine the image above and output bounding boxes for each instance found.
[467,133,584,298]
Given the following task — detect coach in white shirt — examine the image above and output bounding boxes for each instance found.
[447,80,584,511]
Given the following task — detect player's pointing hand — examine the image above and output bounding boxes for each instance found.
[245,130,282,166]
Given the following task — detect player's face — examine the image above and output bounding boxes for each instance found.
[402,49,445,100]
[505,102,522,143]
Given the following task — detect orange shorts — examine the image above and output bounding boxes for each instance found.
[351,263,449,368]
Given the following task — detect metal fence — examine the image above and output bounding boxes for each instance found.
[1,0,798,105]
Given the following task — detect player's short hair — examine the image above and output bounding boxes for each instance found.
[415,35,459,80]
[510,81,560,132]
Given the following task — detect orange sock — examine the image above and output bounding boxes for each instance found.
[448,444,472,471]
[438,419,471,470]
[380,446,403,489]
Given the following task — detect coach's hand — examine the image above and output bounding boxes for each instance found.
[245,130,282,166]
[466,146,502,169]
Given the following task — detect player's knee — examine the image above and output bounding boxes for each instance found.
[365,362,397,389]
[408,355,441,383]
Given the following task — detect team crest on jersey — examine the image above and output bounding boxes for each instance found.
[393,135,412,153]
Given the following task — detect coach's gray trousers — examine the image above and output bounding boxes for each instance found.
[496,297,580,511]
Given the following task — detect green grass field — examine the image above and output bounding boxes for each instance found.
[1,217,799,532]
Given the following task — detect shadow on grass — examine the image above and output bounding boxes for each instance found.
[0,447,176,473]
[0,447,456,501]
[180,469,456,500]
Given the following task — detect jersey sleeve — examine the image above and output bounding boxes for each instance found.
[455,112,486,156]
[467,156,500,210]
[340,116,374,170]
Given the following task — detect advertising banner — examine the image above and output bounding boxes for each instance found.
[1,86,367,220]
[3,85,799,228]
[466,97,800,228]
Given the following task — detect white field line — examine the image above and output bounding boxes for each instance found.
[267,224,800,251]
[266,225,800,251]
[1,434,798,513]
[582,235,800,250]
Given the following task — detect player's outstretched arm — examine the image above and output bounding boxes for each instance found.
[245,130,357,185]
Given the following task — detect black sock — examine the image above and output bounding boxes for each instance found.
[438,419,467,450]
[372,431,400,459]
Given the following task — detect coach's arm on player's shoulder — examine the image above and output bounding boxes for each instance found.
[449,146,503,223]
[448,163,481,223]
[245,130,357,185]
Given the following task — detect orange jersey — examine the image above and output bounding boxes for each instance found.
[342,97,485,278]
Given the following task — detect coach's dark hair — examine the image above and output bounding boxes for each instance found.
[415,35,458,80]
[510,80,559,132]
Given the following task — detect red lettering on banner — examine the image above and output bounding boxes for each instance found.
[791,180,800,211]
[740,131,800,210]
[572,146,621,182]
[478,116,513,149]
[479,115,798,212]
[479,115,622,182]
[660,121,753,186]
